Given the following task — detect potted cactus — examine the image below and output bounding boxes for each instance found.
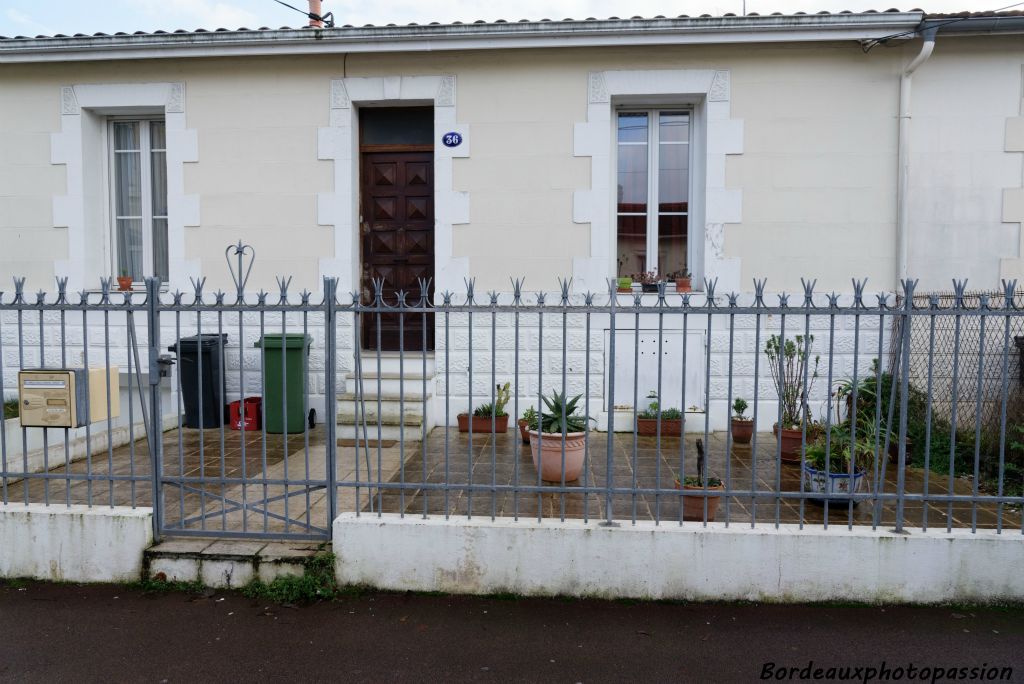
[674,439,724,521]
[458,382,510,433]
[636,391,683,437]
[616,276,633,293]
[527,390,591,482]
[730,397,753,444]
[518,405,537,444]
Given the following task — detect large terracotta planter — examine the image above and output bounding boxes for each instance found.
[637,417,683,437]
[730,418,753,445]
[675,481,724,521]
[528,430,587,482]
[457,414,509,433]
[772,424,806,464]
[517,419,531,444]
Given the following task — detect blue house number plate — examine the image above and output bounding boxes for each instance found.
[442,132,463,148]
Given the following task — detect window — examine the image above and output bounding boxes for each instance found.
[110,120,168,282]
[616,110,690,280]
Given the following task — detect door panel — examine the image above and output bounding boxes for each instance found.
[361,151,435,351]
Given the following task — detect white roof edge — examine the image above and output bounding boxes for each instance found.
[0,13,925,63]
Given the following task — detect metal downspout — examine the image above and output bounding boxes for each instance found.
[896,27,937,285]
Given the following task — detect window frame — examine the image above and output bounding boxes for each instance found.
[106,116,167,284]
[615,106,694,281]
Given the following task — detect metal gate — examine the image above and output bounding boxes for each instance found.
[151,245,338,541]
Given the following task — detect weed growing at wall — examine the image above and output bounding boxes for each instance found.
[243,552,339,603]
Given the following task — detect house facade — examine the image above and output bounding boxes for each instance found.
[0,10,1022,431]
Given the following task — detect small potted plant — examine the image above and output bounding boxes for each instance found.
[116,270,133,292]
[730,397,752,445]
[765,333,819,464]
[668,269,692,293]
[635,270,661,293]
[674,439,724,521]
[802,424,871,505]
[616,276,633,293]
[527,390,591,482]
[457,382,510,433]
[636,391,683,437]
[518,405,537,444]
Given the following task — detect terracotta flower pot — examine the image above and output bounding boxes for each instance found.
[518,419,531,444]
[772,424,806,464]
[675,480,724,521]
[528,430,587,482]
[636,417,683,437]
[457,414,509,433]
[116,276,133,292]
[675,277,692,292]
[731,418,753,444]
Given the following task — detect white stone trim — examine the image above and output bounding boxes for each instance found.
[573,69,743,292]
[317,75,469,295]
[50,82,200,291]
[1000,64,1024,282]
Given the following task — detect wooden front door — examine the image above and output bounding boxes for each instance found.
[360,151,435,351]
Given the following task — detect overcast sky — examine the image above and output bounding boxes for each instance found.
[0,0,999,36]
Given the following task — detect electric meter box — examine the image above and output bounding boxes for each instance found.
[18,368,120,428]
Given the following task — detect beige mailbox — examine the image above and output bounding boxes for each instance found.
[18,368,119,428]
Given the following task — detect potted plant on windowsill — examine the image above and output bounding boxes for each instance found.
[730,397,752,445]
[636,391,683,437]
[457,382,510,433]
[116,270,133,292]
[674,439,724,521]
[527,390,591,482]
[668,269,692,293]
[518,405,537,444]
[765,333,820,464]
[802,424,872,505]
[635,270,661,293]
[616,276,633,293]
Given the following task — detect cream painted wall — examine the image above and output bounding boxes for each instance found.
[908,37,1024,291]
[0,68,67,287]
[0,39,1020,295]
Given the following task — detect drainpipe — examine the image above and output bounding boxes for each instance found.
[895,27,937,286]
[308,0,324,28]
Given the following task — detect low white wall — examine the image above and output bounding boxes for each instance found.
[0,503,152,582]
[334,513,1024,603]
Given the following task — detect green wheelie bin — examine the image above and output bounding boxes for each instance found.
[254,333,315,433]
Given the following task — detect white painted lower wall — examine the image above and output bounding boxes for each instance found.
[333,513,1024,603]
[0,503,152,582]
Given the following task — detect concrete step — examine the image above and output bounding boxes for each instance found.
[337,402,425,426]
[145,538,329,589]
[349,354,436,377]
[343,374,435,395]
[338,384,433,402]
[337,423,430,442]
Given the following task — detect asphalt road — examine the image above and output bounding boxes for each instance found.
[0,581,1021,683]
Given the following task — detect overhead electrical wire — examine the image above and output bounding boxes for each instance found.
[862,1,1024,52]
[271,0,335,28]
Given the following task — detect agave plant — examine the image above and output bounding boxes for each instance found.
[538,390,591,434]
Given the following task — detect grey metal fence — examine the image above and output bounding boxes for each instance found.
[2,264,1022,541]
